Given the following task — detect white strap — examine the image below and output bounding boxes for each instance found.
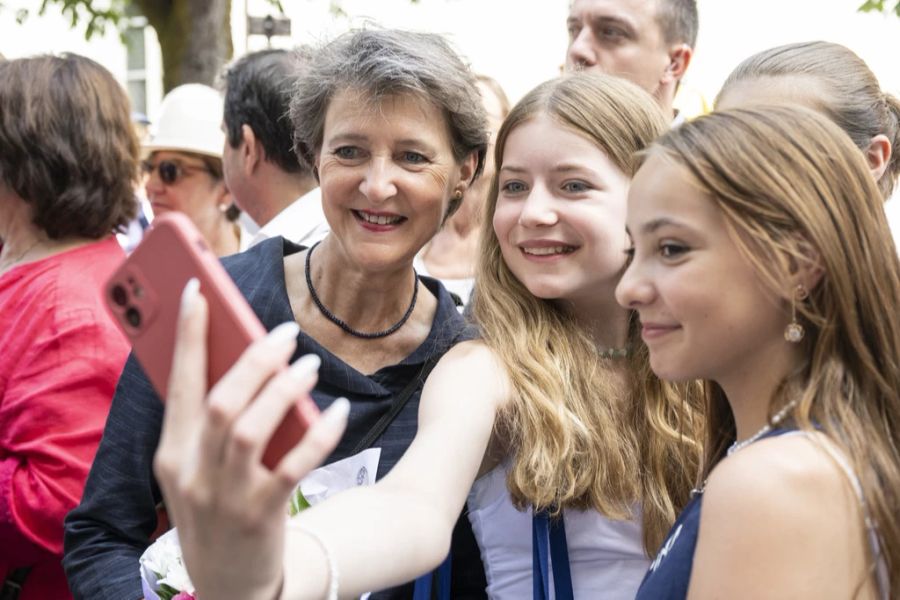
[790,431,890,600]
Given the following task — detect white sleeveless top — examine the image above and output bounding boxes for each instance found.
[466,461,650,599]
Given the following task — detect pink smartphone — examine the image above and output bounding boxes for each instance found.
[105,212,319,468]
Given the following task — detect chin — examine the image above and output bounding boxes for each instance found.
[647,355,695,384]
[521,280,569,301]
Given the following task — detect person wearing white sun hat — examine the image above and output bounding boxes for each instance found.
[142,83,245,256]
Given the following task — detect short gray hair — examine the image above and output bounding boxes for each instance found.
[289,29,488,185]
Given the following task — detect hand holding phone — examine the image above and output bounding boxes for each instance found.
[152,277,349,600]
[105,212,319,468]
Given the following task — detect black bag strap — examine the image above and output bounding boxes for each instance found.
[351,354,441,455]
[0,568,31,600]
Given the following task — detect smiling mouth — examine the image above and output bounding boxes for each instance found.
[352,210,406,226]
[641,324,681,340]
[520,245,577,256]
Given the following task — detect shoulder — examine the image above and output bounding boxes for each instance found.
[437,339,502,369]
[690,431,868,595]
[221,237,300,307]
[22,242,128,349]
[424,340,511,410]
[419,275,463,318]
[703,431,857,521]
[46,237,124,304]
[418,274,476,347]
[221,236,288,276]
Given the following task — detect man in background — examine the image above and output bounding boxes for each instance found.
[220,47,328,248]
[565,0,698,122]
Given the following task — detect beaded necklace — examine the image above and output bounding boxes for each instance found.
[691,398,798,496]
[305,241,418,339]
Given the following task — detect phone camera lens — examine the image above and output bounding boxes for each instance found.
[111,285,128,307]
[125,307,142,328]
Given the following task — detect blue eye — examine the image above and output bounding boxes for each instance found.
[501,180,528,194]
[333,146,361,160]
[402,151,427,164]
[562,180,591,193]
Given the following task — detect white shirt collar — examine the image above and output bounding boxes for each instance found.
[247,187,330,249]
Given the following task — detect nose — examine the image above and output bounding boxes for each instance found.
[615,258,655,310]
[567,27,597,70]
[359,157,398,204]
[518,187,558,228]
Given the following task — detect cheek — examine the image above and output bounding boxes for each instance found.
[423,164,452,191]
[574,205,628,258]
[316,157,345,186]
[491,201,518,247]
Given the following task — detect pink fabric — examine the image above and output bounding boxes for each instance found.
[0,237,129,599]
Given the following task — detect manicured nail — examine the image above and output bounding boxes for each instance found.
[180,278,200,313]
[288,353,321,380]
[322,397,350,426]
[268,321,301,347]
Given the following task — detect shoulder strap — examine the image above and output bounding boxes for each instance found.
[412,554,452,600]
[533,510,574,600]
[351,354,441,455]
[0,568,31,600]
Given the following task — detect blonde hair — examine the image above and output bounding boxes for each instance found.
[471,73,703,553]
[651,105,900,591]
[717,41,900,199]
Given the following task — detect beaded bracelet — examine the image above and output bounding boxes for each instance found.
[287,522,339,600]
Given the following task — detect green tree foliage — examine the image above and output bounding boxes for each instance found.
[858,0,900,17]
[18,0,234,92]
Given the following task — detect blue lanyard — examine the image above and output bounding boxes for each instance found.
[412,554,451,600]
[533,510,574,600]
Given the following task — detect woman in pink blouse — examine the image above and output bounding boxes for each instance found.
[0,54,137,599]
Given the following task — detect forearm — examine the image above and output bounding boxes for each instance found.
[283,484,457,599]
[63,457,160,599]
[63,527,147,600]
[278,346,504,598]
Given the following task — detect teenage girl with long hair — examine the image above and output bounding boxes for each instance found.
[621,105,898,598]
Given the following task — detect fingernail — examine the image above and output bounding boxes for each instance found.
[180,278,200,313]
[268,321,301,346]
[322,397,350,426]
[288,353,321,380]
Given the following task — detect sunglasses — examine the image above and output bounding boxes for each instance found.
[141,159,212,185]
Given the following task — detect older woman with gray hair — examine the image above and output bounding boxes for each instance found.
[63,29,488,600]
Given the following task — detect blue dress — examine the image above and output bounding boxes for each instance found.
[633,492,702,599]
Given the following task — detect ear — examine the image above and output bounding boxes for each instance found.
[241,124,262,175]
[312,148,321,183]
[213,178,233,207]
[865,134,892,182]
[457,150,479,192]
[785,235,825,297]
[661,43,692,85]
